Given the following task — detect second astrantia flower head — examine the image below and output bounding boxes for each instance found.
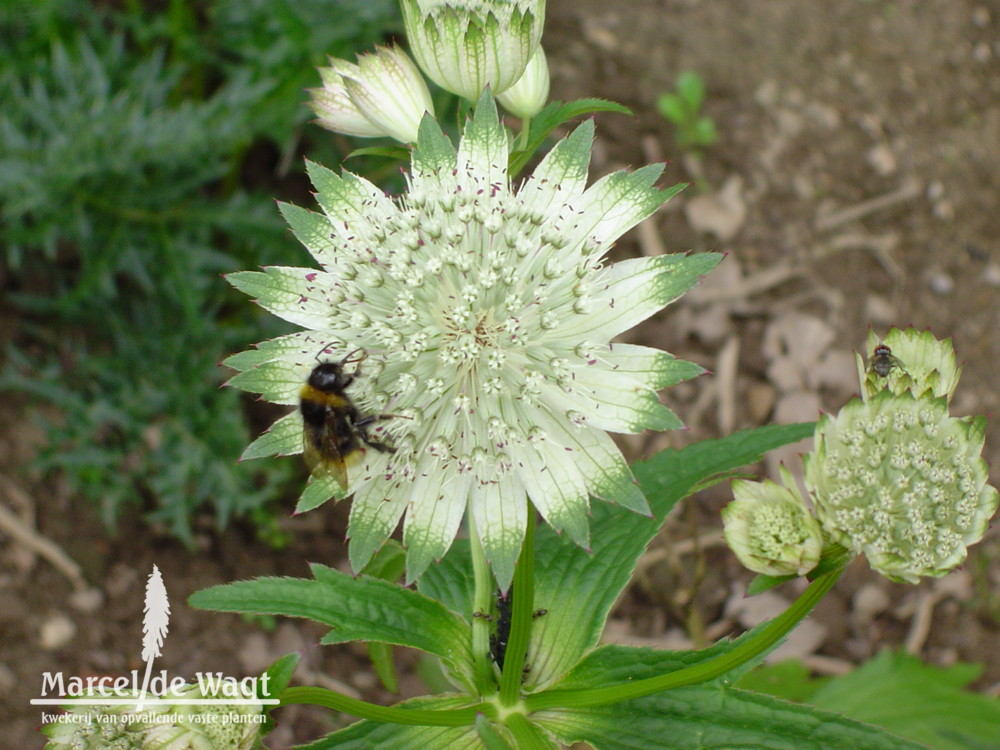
[227,94,718,588]
[723,330,998,586]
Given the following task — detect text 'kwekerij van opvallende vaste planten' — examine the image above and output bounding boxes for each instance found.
[42,1,999,748]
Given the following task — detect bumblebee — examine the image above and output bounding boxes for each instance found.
[299,350,397,491]
[869,343,905,377]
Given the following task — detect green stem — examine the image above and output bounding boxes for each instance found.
[499,510,536,704]
[279,686,488,726]
[515,117,532,152]
[469,509,498,693]
[505,711,552,749]
[524,568,842,711]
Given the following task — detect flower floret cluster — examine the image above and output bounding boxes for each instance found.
[805,391,996,583]
[723,467,822,577]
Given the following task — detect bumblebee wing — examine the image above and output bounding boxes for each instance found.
[303,424,349,492]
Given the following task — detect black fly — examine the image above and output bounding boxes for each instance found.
[869,343,904,377]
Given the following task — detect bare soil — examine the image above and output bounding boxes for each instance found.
[5,2,1000,747]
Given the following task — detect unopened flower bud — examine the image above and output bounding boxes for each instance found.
[498,46,550,119]
[723,467,823,577]
[309,46,433,143]
[401,0,545,100]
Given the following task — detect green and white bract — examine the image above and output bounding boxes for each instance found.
[805,391,999,584]
[856,327,962,404]
[227,95,718,588]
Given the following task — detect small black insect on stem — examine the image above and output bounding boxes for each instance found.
[490,590,513,670]
[473,589,548,674]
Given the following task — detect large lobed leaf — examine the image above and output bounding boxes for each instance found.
[810,651,1000,750]
[535,645,931,750]
[527,422,816,689]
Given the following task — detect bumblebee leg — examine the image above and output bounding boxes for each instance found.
[354,414,398,453]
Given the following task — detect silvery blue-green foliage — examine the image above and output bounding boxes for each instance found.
[0,0,399,542]
[208,0,400,142]
[1,32,258,277]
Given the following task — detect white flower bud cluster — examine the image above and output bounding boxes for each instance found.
[724,329,998,584]
[310,0,550,143]
[854,327,962,403]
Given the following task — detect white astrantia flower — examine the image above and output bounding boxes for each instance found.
[804,391,999,584]
[723,466,823,578]
[497,46,550,119]
[227,94,720,588]
[401,0,545,100]
[309,46,433,143]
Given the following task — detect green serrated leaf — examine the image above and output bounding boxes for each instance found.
[418,538,476,620]
[537,684,931,750]
[260,652,299,699]
[634,422,816,506]
[368,642,399,694]
[736,659,825,702]
[475,714,515,749]
[528,423,815,690]
[551,642,741,690]
[362,541,408,693]
[255,652,300,738]
[188,567,475,690]
[362,539,408,581]
[746,572,797,595]
[537,645,930,750]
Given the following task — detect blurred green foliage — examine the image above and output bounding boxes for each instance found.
[656,70,718,153]
[0,0,399,544]
[738,652,1000,750]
